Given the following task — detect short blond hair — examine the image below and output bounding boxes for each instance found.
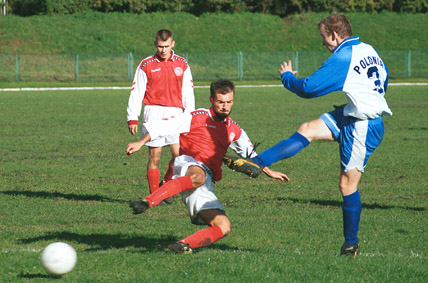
[318,14,352,38]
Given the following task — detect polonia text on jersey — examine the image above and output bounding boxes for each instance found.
[353,55,385,75]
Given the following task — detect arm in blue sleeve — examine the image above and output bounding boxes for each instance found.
[281,50,351,99]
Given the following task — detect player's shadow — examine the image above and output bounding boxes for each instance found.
[19,231,175,253]
[18,231,251,253]
[280,197,425,211]
[1,190,127,203]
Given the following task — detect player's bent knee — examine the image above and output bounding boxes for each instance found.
[189,173,205,188]
[215,216,231,236]
[217,221,231,237]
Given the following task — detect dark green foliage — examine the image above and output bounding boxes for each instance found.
[7,0,428,16]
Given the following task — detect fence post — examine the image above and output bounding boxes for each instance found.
[74,54,79,82]
[293,51,299,76]
[16,54,20,81]
[406,50,411,78]
[238,51,243,80]
[128,53,134,81]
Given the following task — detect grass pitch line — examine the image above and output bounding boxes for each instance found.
[1,82,426,92]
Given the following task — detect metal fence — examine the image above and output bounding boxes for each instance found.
[1,50,427,82]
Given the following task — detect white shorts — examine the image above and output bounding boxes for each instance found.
[141,105,183,147]
[173,155,225,225]
[320,108,384,173]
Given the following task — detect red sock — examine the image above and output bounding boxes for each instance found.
[161,163,174,184]
[147,168,160,193]
[179,225,224,248]
[146,176,193,207]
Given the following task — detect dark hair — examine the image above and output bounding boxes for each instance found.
[210,79,235,98]
[318,14,352,38]
[156,29,173,42]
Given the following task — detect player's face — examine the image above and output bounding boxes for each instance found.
[319,24,337,53]
[155,38,175,60]
[210,91,234,120]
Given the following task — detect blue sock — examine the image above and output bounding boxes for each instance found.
[342,190,362,245]
[252,132,310,167]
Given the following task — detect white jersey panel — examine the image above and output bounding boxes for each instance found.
[343,43,392,119]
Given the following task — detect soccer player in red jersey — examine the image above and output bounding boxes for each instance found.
[126,79,289,253]
[127,29,195,202]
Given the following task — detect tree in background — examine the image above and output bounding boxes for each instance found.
[6,0,427,16]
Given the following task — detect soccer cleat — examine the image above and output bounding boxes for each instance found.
[165,242,194,254]
[341,243,360,258]
[129,199,149,215]
[163,196,174,204]
[222,155,262,178]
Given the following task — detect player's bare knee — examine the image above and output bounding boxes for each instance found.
[189,172,205,188]
[339,182,356,196]
[216,218,231,237]
[297,122,312,137]
[186,166,206,188]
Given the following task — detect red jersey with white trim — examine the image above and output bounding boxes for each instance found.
[127,51,195,124]
[143,108,256,182]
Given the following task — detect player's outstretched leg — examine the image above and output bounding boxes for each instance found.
[166,225,224,254]
[252,132,310,167]
[129,176,194,215]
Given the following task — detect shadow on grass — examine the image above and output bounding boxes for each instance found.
[19,231,175,252]
[1,190,127,203]
[18,272,61,280]
[18,231,250,253]
[280,197,425,211]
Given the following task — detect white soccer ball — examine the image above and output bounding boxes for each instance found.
[40,242,77,275]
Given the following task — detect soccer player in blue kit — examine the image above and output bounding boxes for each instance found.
[252,14,392,257]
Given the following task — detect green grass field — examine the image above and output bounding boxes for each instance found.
[1,85,427,282]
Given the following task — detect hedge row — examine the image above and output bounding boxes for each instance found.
[8,0,428,16]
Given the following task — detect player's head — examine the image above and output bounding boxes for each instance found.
[154,29,175,60]
[210,79,235,120]
[318,14,352,52]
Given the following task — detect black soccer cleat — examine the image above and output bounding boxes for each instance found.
[129,199,149,215]
[222,155,262,178]
[165,242,195,254]
[341,243,360,258]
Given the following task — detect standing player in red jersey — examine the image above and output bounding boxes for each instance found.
[126,79,289,254]
[127,29,195,202]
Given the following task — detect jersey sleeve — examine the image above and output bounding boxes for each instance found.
[143,111,192,140]
[229,128,257,158]
[281,49,351,98]
[127,65,147,123]
[182,66,195,112]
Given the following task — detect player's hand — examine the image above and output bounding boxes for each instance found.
[262,167,290,183]
[126,141,144,156]
[128,124,138,136]
[278,60,297,75]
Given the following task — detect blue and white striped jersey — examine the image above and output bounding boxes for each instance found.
[281,36,392,119]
